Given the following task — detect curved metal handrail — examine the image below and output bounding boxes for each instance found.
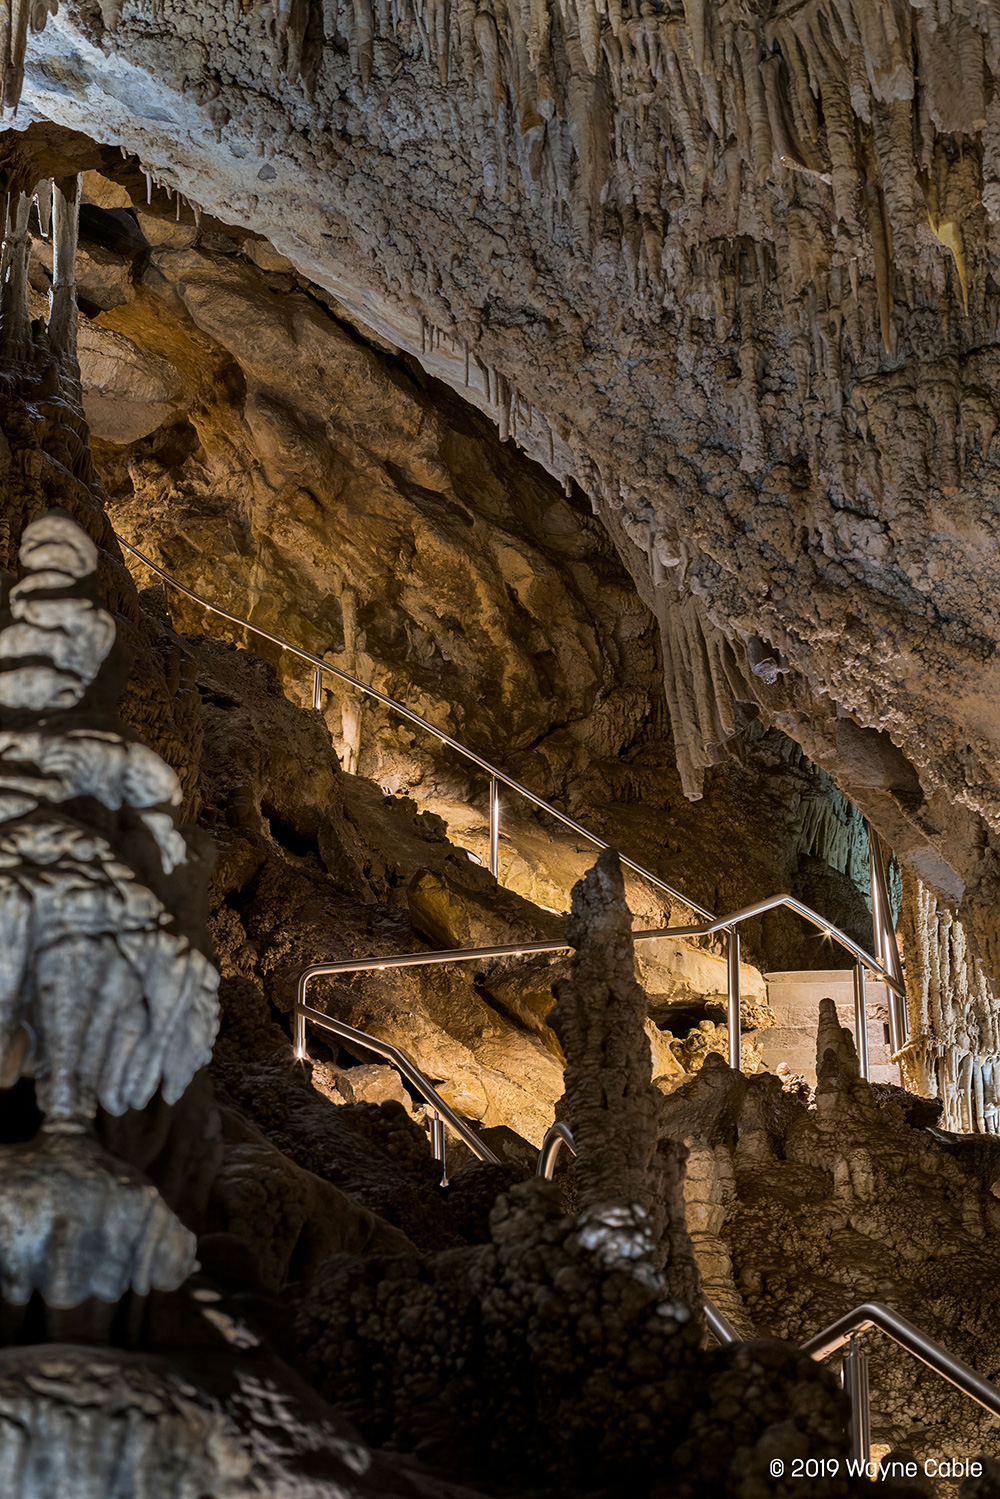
[295,1001,501,1166]
[539,1127,998,1427]
[293,893,906,1143]
[295,892,903,1006]
[536,1120,577,1178]
[705,1293,1000,1419]
[801,1301,1000,1416]
[114,533,714,921]
[534,1121,997,1441]
[118,538,910,1093]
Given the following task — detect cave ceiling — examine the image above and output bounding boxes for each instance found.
[5,0,1000,967]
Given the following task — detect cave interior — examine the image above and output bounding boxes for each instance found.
[4,2,1000,1495]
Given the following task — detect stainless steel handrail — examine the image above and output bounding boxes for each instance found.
[118,542,910,1093]
[295,896,902,994]
[122,536,912,1083]
[867,821,908,1055]
[703,1290,1000,1464]
[536,1120,577,1178]
[537,1123,997,1446]
[294,1000,501,1166]
[295,892,903,1085]
[800,1301,1000,1417]
[114,533,714,921]
[542,1130,999,1431]
[703,1297,743,1346]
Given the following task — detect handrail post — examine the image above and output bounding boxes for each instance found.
[431,1111,447,1185]
[293,1005,307,1060]
[727,929,741,1072]
[843,1334,871,1468]
[113,532,721,923]
[867,821,887,983]
[489,776,500,879]
[853,963,870,1081]
[312,667,323,711]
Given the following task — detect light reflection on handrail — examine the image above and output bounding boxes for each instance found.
[118,540,910,1097]
[801,1301,1000,1419]
[114,532,715,921]
[539,1124,995,1452]
[536,1121,577,1178]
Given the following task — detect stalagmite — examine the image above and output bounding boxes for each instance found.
[899,872,1000,1132]
[549,848,673,1250]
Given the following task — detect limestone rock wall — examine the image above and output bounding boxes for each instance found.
[0,155,908,1499]
[0,168,882,981]
[14,1,1000,986]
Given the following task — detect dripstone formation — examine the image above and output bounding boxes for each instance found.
[295,851,860,1497]
[666,999,1000,1470]
[0,510,218,1311]
[17,0,1000,1010]
[0,251,874,1483]
[0,81,999,1499]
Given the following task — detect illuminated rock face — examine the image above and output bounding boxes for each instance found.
[14,0,1000,987]
[0,510,218,1305]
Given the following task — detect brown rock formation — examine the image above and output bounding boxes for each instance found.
[550,846,680,1257]
[662,1001,1000,1468]
[295,852,859,1496]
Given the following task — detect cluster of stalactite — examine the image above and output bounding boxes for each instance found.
[900,870,1000,1134]
[0,176,81,376]
[63,0,1000,344]
[24,0,1000,845]
[251,0,999,332]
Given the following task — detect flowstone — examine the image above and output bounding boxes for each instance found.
[0,509,219,1305]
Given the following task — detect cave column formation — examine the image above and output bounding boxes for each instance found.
[48,174,80,364]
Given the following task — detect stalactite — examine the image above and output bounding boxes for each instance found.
[353,0,375,85]
[48,174,81,372]
[0,0,37,111]
[0,191,32,361]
